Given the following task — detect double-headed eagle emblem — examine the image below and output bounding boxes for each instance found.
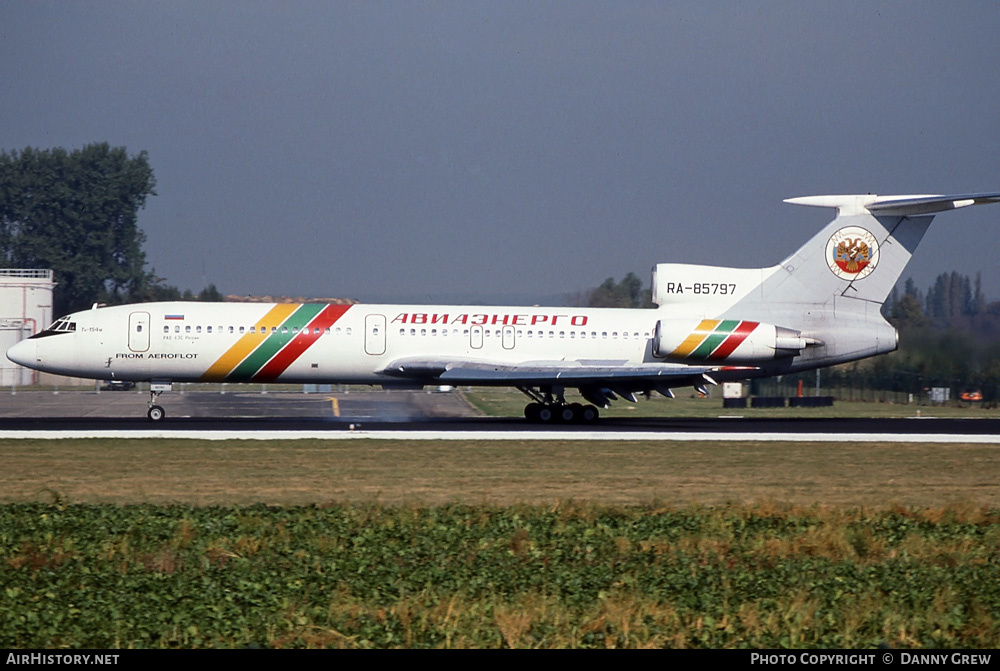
[835,238,871,273]
[826,226,879,280]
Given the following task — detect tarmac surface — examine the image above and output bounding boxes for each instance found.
[0,388,999,440]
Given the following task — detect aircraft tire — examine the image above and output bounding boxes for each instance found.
[147,405,166,422]
[581,404,600,422]
[524,403,541,421]
[558,404,577,422]
[536,405,555,423]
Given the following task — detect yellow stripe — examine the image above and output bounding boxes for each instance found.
[200,304,300,381]
[669,319,718,358]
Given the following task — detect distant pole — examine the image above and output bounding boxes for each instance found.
[815,369,820,397]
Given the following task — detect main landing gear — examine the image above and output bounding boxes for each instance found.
[146,382,172,422]
[518,386,600,424]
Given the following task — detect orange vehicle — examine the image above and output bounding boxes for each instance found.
[960,390,983,402]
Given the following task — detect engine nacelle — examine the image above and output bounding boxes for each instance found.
[654,318,808,363]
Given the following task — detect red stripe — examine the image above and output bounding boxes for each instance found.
[708,321,758,361]
[252,305,351,381]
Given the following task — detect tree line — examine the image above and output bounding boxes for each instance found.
[1,143,219,316]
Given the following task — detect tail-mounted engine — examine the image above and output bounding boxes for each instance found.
[654,318,817,363]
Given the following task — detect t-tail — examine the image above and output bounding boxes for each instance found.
[651,192,1000,373]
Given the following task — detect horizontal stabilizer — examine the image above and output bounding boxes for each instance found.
[784,192,1000,217]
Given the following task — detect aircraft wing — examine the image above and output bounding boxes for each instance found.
[380,357,758,403]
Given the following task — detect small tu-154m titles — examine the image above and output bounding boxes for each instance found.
[7,192,1000,422]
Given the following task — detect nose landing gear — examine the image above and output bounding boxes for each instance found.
[147,403,165,421]
[146,381,172,421]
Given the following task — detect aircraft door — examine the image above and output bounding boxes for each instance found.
[128,312,150,352]
[365,314,386,355]
[470,325,483,349]
[502,325,515,350]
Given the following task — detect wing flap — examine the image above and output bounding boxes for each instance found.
[380,357,758,389]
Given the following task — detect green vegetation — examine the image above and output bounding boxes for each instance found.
[0,143,219,314]
[1,502,997,648]
[576,272,653,308]
[0,144,156,315]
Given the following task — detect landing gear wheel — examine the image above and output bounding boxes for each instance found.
[558,404,577,422]
[581,404,600,423]
[524,403,541,421]
[537,405,555,423]
[147,405,166,422]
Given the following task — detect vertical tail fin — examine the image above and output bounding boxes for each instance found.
[738,193,1000,318]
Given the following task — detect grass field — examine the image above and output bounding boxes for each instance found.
[3,411,999,647]
[2,438,999,508]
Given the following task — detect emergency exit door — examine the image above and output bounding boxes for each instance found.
[128,312,150,352]
[365,314,386,355]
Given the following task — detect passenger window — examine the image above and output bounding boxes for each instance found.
[346,328,352,335]
[163,326,169,333]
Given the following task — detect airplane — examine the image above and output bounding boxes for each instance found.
[7,192,1000,422]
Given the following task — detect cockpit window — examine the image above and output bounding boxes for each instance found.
[47,319,76,332]
[30,318,76,339]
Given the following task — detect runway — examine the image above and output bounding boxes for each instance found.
[0,389,998,442]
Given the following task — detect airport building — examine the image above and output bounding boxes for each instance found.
[0,269,55,385]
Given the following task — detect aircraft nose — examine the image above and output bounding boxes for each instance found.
[6,338,37,368]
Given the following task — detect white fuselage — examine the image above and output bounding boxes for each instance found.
[11,301,670,385]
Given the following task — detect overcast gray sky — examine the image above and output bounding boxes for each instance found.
[2,1,998,304]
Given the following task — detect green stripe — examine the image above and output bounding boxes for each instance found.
[690,320,739,359]
[226,304,325,381]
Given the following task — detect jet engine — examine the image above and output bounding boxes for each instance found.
[653,318,813,363]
